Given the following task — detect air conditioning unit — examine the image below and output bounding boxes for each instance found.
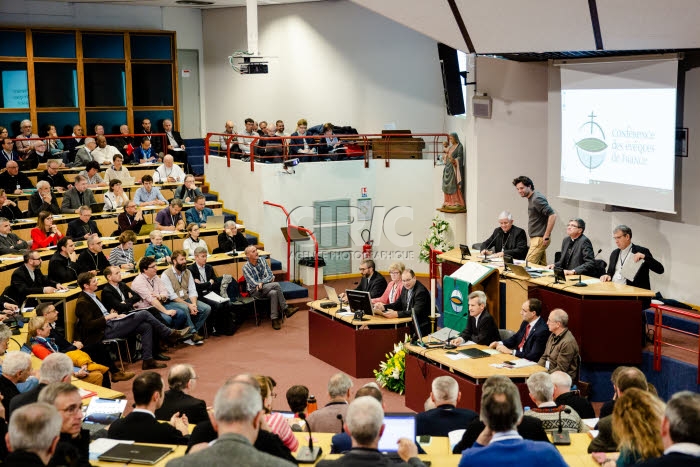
[472,95,492,119]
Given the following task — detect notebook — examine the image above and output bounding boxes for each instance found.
[98,444,173,465]
[459,348,490,359]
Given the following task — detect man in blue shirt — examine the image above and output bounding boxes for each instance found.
[185,195,213,228]
[134,175,167,206]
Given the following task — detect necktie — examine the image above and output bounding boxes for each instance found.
[115,285,125,302]
[406,290,413,312]
[518,324,531,350]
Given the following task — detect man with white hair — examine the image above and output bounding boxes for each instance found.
[551,370,595,419]
[5,402,62,467]
[479,211,528,260]
[70,137,96,167]
[317,396,426,467]
[154,154,185,183]
[8,353,73,417]
[28,180,61,216]
[415,375,477,437]
[306,372,353,434]
[155,364,208,425]
[526,372,586,434]
[14,119,39,156]
[0,351,33,413]
[167,378,296,466]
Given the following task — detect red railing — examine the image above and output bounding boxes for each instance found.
[263,201,319,301]
[204,132,449,171]
[651,302,700,383]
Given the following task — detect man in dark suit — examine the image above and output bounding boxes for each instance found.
[217,221,249,253]
[600,224,664,291]
[61,175,96,214]
[0,352,33,414]
[0,160,34,194]
[549,218,596,276]
[37,159,72,191]
[8,353,73,419]
[9,251,67,304]
[75,234,110,274]
[450,290,500,346]
[66,206,102,241]
[637,391,700,467]
[0,216,28,255]
[415,376,477,437]
[480,211,529,260]
[162,119,193,173]
[4,402,62,467]
[0,137,20,170]
[490,298,550,362]
[375,269,431,337]
[551,371,595,419]
[154,364,208,425]
[108,371,190,445]
[354,259,387,299]
[63,124,85,162]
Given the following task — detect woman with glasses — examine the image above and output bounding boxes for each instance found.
[183,223,208,257]
[31,211,63,249]
[371,262,406,305]
[109,230,136,271]
[255,374,299,453]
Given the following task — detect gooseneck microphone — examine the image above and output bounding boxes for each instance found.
[337,413,344,434]
[296,412,322,463]
[552,407,572,445]
[443,328,456,350]
[572,249,602,288]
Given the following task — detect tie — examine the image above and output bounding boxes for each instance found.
[115,285,125,302]
[518,324,531,350]
[406,290,413,312]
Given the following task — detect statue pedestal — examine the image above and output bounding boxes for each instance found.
[440,210,467,247]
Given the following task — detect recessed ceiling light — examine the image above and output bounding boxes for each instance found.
[175,0,215,5]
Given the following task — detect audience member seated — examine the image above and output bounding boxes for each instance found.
[104,178,129,211]
[66,205,102,241]
[480,210,529,260]
[45,124,67,159]
[118,200,146,234]
[286,384,309,420]
[64,124,85,160]
[453,406,548,453]
[218,220,248,253]
[91,135,120,165]
[0,216,28,254]
[76,234,109,274]
[112,124,134,159]
[375,269,430,336]
[330,384,385,453]
[69,137,96,168]
[174,376,297,467]
[415,375,477,437]
[490,298,550,362]
[133,137,158,164]
[25,139,48,168]
[37,159,71,191]
[450,290,500,346]
[599,366,629,420]
[218,120,237,157]
[243,245,298,330]
[175,174,203,202]
[155,154,185,183]
[4,402,62,467]
[108,371,190,444]
[134,174,167,206]
[290,118,317,162]
[28,181,61,217]
[318,123,346,161]
[76,271,186,371]
[526,372,587,434]
[156,198,186,232]
[103,153,131,183]
[237,118,257,160]
[256,124,283,163]
[0,324,40,394]
[537,308,580,380]
[306,372,353,434]
[548,218,596,276]
[8,353,73,419]
[0,160,33,194]
[31,211,63,249]
[9,251,67,304]
[14,119,39,156]
[61,175,96,214]
[371,262,404,305]
[25,316,106,387]
[255,374,299,452]
[145,229,173,263]
[0,188,22,221]
[185,195,213,227]
[183,223,208,256]
[351,259,387,299]
[0,352,34,414]
[457,375,567,466]
[0,137,19,170]
[154,364,208,425]
[589,367,651,453]
[109,230,136,270]
[257,121,267,136]
[318,396,426,467]
[78,160,107,187]
[551,371,595,419]
[47,237,79,284]
[132,256,191,332]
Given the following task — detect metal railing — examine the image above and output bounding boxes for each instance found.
[650,302,700,383]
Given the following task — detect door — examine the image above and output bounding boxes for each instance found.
[177,49,201,139]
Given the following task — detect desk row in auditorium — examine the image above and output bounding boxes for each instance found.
[20,161,182,185]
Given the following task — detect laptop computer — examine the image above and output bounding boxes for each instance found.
[507,263,543,279]
[83,397,127,425]
[90,202,105,213]
[98,444,173,465]
[206,215,225,230]
[138,223,156,236]
[378,414,417,453]
[120,176,136,186]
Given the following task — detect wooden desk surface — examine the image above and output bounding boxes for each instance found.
[405,342,547,380]
[308,300,412,327]
[439,248,654,298]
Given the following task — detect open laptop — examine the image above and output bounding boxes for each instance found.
[90,202,105,213]
[82,397,127,436]
[412,309,443,348]
[206,215,225,230]
[378,414,417,453]
[138,223,155,236]
[98,444,173,465]
[120,176,136,186]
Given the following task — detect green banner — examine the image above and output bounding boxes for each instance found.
[443,276,471,333]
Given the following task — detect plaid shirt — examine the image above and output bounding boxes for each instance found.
[242,258,273,293]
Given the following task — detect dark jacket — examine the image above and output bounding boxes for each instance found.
[458,310,500,346]
[453,415,549,453]
[76,249,110,274]
[501,317,550,362]
[9,264,58,302]
[5,450,47,467]
[588,415,616,452]
[50,429,91,467]
[101,282,142,314]
[47,251,79,284]
[175,185,203,201]
[188,262,217,296]
[74,292,109,345]
[606,244,664,290]
[415,404,478,437]
[316,447,425,467]
[117,211,145,234]
[38,170,71,189]
[0,375,20,415]
[108,411,189,445]
[66,219,102,241]
[555,391,595,419]
[554,234,596,276]
[8,383,47,419]
[0,203,23,221]
[480,225,528,260]
[355,271,387,299]
[217,231,248,253]
[385,280,431,337]
[0,232,29,255]
[0,171,33,193]
[154,389,209,425]
[638,453,700,467]
[28,192,61,217]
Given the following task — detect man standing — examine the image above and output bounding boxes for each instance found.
[0,160,34,194]
[0,216,29,255]
[490,298,549,362]
[162,119,190,171]
[600,224,664,290]
[480,211,528,260]
[66,206,102,241]
[185,195,213,228]
[353,259,387,299]
[537,309,579,380]
[375,269,431,336]
[5,403,62,467]
[243,245,298,330]
[415,376,477,437]
[513,176,557,265]
[76,234,110,274]
[155,198,185,232]
[549,218,596,276]
[37,383,90,467]
[154,154,185,183]
[154,364,208,425]
[450,291,500,346]
[61,175,96,214]
[117,200,146,234]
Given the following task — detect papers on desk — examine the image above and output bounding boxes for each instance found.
[491,358,538,369]
[450,261,493,283]
[89,438,134,461]
[336,310,354,317]
[448,429,466,451]
[583,418,599,430]
[78,387,97,399]
[2,256,23,261]
[581,278,601,285]
[53,288,69,293]
[204,292,228,303]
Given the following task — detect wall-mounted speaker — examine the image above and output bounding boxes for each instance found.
[472,95,492,119]
[437,43,466,116]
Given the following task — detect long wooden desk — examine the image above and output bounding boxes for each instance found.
[307,300,412,378]
[439,248,654,364]
[404,342,546,413]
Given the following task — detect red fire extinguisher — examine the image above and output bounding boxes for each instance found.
[361,229,373,260]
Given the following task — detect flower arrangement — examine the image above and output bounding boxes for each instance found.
[374,334,411,394]
[418,215,453,263]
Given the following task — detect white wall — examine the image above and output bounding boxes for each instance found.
[201,0,446,134]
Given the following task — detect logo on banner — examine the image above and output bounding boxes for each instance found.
[450,289,464,314]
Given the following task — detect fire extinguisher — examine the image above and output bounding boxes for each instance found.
[361,229,373,260]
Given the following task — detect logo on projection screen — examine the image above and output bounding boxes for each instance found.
[575,112,607,171]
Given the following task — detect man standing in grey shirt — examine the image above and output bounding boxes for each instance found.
[513,176,557,265]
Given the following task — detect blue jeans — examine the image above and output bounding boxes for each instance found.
[167,300,211,333]
[159,304,189,330]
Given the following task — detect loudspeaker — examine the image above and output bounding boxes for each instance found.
[472,95,492,119]
[437,43,466,116]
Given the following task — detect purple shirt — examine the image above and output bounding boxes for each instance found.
[155,207,182,228]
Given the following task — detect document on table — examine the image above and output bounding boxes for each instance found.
[583,418,599,430]
[490,359,538,369]
[622,258,644,281]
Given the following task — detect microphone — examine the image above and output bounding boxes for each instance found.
[572,249,602,288]
[296,412,322,463]
[552,408,572,445]
[337,413,344,434]
[481,236,496,263]
[443,328,456,350]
